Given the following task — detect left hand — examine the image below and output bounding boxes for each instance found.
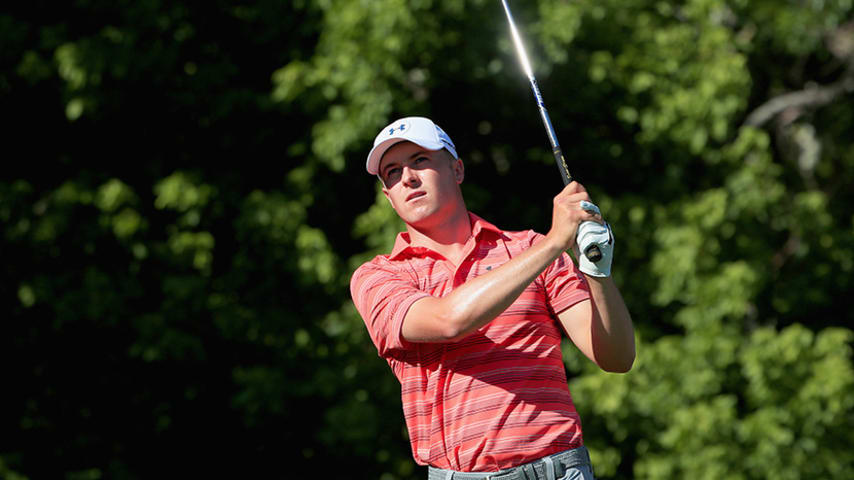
[574,200,615,277]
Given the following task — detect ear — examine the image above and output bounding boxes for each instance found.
[453,158,465,184]
[381,186,396,210]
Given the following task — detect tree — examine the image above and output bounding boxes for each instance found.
[2,0,852,478]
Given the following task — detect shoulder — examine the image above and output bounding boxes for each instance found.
[351,254,394,281]
[349,254,412,292]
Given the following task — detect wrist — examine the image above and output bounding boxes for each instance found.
[582,273,613,287]
[542,230,570,258]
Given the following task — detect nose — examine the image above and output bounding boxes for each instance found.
[402,166,420,187]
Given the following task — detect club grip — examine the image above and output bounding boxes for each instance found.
[553,147,572,186]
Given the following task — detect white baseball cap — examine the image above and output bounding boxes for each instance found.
[365,116,459,175]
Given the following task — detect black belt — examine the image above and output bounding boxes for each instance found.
[426,445,592,480]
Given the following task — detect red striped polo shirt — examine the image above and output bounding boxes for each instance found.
[350,212,590,472]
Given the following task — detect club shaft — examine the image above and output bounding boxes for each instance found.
[500,0,573,186]
[532,80,573,186]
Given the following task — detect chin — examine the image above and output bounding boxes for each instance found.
[399,206,440,227]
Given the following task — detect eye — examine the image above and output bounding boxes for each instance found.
[384,167,402,182]
[414,156,429,164]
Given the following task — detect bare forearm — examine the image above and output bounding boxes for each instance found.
[438,236,564,340]
[585,275,635,372]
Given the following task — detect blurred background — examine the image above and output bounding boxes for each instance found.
[2,0,853,478]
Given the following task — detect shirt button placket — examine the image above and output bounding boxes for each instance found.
[454,258,471,287]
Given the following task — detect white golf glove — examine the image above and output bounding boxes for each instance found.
[576,201,614,277]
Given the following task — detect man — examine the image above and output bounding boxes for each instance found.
[350,117,635,480]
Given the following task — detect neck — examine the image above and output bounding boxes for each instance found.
[406,205,472,263]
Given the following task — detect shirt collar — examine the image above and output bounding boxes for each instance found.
[388,212,503,260]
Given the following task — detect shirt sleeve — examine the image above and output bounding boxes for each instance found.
[350,259,432,358]
[530,232,591,314]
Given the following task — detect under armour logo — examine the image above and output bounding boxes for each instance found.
[388,124,407,135]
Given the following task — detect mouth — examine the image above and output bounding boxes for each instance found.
[406,191,426,202]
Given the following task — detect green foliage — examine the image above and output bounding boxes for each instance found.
[2,0,853,479]
[572,324,854,479]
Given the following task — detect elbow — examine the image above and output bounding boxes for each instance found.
[599,321,636,373]
[440,318,467,342]
[603,358,634,373]
[436,308,472,342]
[600,350,636,373]
[401,298,475,343]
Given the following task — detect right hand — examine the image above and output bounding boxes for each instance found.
[546,181,603,252]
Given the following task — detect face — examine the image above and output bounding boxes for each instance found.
[379,141,465,228]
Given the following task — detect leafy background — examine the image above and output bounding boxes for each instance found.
[2,0,853,478]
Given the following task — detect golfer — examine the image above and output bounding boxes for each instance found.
[350,117,635,480]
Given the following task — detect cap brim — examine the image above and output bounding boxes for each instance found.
[366,138,407,175]
[365,138,445,175]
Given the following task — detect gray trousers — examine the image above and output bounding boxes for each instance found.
[426,445,595,480]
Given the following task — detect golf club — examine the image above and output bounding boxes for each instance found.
[500,0,603,262]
